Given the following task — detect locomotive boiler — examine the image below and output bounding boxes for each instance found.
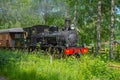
[31,28,78,49]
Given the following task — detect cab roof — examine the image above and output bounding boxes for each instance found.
[0,28,24,33]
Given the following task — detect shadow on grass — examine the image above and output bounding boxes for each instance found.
[1,64,60,80]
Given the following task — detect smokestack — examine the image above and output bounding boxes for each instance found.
[65,18,71,30]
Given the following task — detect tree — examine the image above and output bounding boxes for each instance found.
[109,0,114,59]
[72,1,78,27]
[96,0,101,53]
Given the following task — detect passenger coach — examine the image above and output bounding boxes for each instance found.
[0,28,25,48]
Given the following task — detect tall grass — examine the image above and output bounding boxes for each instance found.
[0,49,120,80]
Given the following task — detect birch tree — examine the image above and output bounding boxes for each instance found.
[96,0,101,53]
[109,0,114,59]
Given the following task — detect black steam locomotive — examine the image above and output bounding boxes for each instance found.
[28,19,88,55]
[0,19,88,55]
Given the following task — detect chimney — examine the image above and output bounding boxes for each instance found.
[65,18,71,30]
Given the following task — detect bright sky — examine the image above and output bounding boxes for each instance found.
[115,6,120,14]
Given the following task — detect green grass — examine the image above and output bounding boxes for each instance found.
[0,49,120,80]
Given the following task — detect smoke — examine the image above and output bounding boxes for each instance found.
[33,0,68,17]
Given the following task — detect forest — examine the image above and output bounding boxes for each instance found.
[0,0,120,80]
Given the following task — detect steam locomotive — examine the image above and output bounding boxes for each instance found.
[0,19,88,56]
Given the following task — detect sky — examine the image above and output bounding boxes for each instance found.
[115,6,120,14]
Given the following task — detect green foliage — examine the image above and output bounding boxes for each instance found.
[114,45,120,61]
[0,50,120,80]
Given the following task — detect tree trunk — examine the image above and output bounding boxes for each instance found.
[109,0,114,59]
[72,2,77,26]
[96,0,101,53]
[43,0,47,25]
[65,6,69,19]
[44,13,47,25]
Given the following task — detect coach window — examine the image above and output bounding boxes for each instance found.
[15,34,23,38]
[32,28,37,34]
[44,29,48,32]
